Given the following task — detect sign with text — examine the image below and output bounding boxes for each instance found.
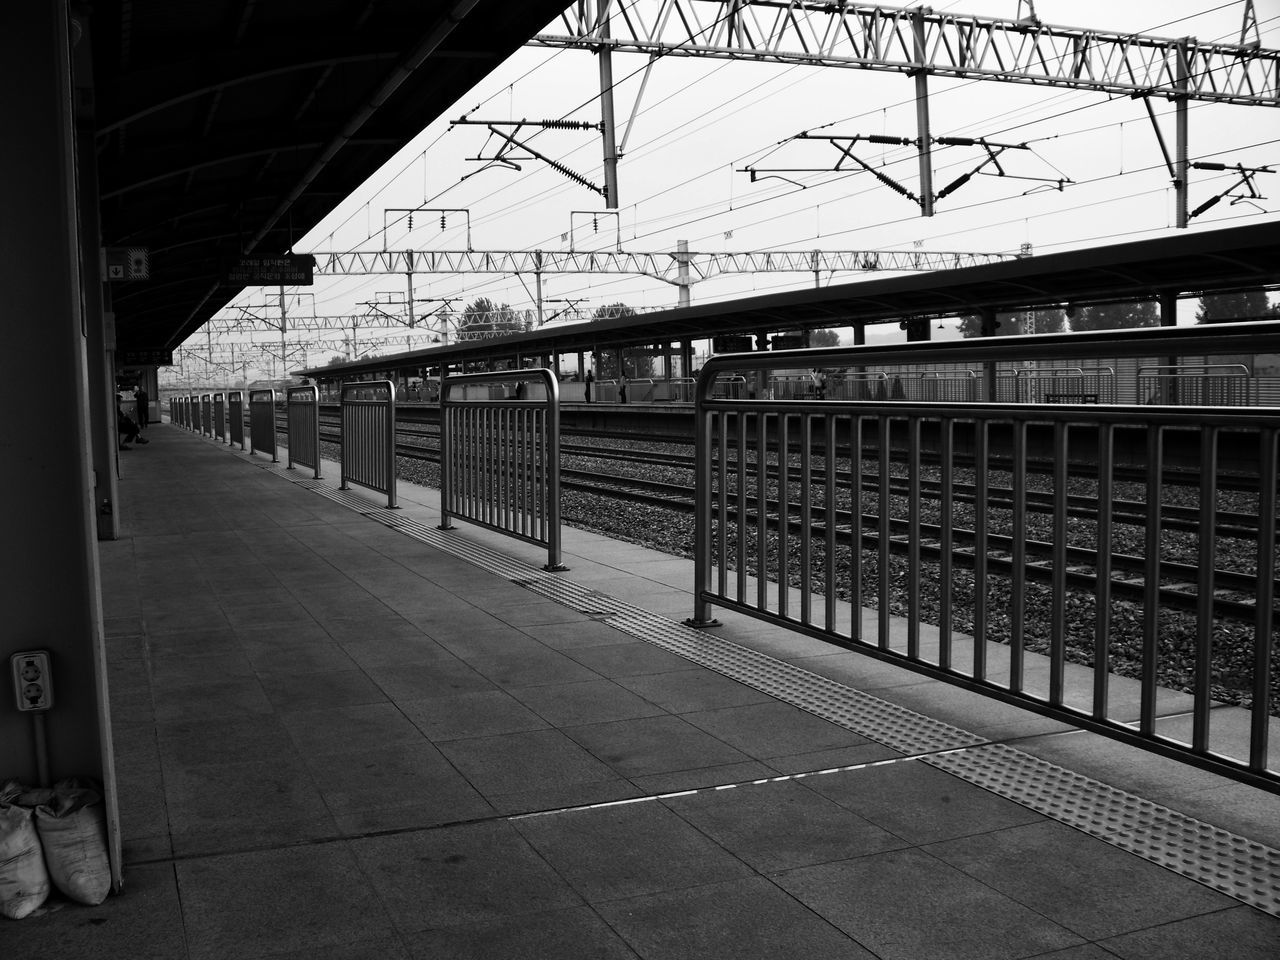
[118,349,174,367]
[770,334,806,350]
[227,254,315,286]
[712,335,754,353]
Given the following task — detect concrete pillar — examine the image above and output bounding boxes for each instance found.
[1,1,119,886]
[73,18,118,541]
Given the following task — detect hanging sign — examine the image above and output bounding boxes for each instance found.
[227,254,315,285]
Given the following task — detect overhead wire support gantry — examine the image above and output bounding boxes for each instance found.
[534,1,1280,105]
[533,1,1280,225]
[453,118,610,198]
[307,244,1020,294]
[747,133,1070,211]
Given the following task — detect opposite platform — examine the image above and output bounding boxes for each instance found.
[6,422,1279,960]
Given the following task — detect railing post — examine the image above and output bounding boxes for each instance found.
[227,391,245,450]
[339,380,396,508]
[249,389,278,461]
[213,393,226,443]
[438,369,564,569]
[287,385,322,479]
[686,365,719,627]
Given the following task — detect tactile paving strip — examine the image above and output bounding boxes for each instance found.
[360,512,981,754]
[280,469,1280,918]
[925,743,1280,916]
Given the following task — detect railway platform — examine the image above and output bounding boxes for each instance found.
[8,422,1280,960]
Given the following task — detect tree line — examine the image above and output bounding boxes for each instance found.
[958,291,1277,338]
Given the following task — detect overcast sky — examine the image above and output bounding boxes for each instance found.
[174,1,1280,377]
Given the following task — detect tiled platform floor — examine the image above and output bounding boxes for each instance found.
[6,423,1280,959]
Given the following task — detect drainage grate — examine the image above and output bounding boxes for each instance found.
[277,470,1280,918]
[926,743,1280,917]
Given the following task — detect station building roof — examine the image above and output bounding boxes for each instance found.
[302,219,1280,379]
[89,0,570,355]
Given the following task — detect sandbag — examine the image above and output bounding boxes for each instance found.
[33,779,110,906]
[0,781,49,921]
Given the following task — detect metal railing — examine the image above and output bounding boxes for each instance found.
[200,394,212,435]
[439,368,565,570]
[769,374,819,400]
[249,389,278,461]
[689,321,1280,791]
[997,366,1117,404]
[286,385,322,479]
[1138,364,1254,407]
[919,370,981,402]
[656,377,698,402]
[340,380,397,508]
[227,391,245,450]
[213,393,226,442]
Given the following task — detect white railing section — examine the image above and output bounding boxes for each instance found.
[439,368,565,571]
[287,385,322,479]
[340,380,397,508]
[689,321,1280,792]
[249,389,278,462]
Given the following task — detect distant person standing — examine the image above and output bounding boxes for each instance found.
[584,368,594,403]
[136,388,149,432]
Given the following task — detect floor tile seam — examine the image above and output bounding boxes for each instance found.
[130,747,959,873]
[921,742,1280,919]
[165,859,197,960]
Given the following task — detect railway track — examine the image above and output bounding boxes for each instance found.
[310,418,1266,541]
[302,420,1269,625]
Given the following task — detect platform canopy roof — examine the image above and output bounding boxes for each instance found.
[303,219,1280,378]
[88,0,571,355]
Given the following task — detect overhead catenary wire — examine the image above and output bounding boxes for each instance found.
[209,2,1279,355]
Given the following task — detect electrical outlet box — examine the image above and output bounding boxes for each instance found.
[10,651,53,712]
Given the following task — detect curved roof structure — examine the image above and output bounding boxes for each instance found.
[88,0,571,354]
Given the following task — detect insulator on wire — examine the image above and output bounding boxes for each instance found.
[440,214,447,231]
[936,172,972,199]
[1191,195,1222,218]
[408,214,413,229]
